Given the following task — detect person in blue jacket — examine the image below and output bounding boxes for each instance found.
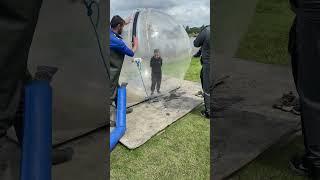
[109,15,138,126]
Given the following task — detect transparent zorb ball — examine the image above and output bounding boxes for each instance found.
[119,8,192,104]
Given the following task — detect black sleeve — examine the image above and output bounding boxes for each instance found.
[194,29,206,47]
[150,57,154,67]
[193,48,202,57]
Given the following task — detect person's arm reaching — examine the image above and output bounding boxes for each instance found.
[124,16,133,25]
[110,35,138,57]
[112,41,134,57]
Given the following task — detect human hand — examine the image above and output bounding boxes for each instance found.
[124,16,133,25]
[133,58,142,64]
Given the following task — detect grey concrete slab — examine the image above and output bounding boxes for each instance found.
[118,80,203,149]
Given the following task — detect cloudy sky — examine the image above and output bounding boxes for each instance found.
[110,0,210,27]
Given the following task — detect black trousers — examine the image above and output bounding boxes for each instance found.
[289,18,298,87]
[151,72,162,92]
[293,3,320,169]
[0,0,43,139]
[200,68,204,89]
[201,63,211,114]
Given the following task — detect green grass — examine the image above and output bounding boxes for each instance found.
[235,0,295,65]
[110,57,209,180]
[184,57,202,82]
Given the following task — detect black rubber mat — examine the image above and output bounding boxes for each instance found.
[212,109,300,180]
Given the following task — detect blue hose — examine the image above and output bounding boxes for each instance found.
[110,86,127,151]
[20,80,52,180]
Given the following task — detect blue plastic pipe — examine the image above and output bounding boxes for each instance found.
[20,81,52,180]
[110,86,127,151]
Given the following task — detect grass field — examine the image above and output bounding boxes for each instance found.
[110,57,210,180]
[232,0,307,179]
[235,0,295,65]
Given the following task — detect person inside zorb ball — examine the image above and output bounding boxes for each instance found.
[119,8,192,103]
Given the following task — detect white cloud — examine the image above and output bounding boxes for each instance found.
[110,0,210,27]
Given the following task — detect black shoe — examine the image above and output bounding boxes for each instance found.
[200,110,210,119]
[195,91,204,97]
[273,91,296,110]
[110,120,116,127]
[289,156,310,176]
[157,90,161,94]
[127,107,133,114]
[52,147,74,165]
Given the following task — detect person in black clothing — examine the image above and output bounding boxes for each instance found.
[288,0,320,179]
[194,25,211,119]
[150,49,163,95]
[193,48,204,89]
